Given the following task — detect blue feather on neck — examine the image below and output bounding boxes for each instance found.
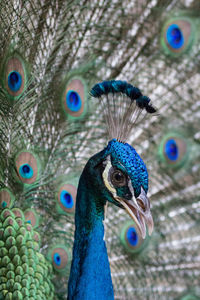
[68,139,149,299]
[68,150,114,300]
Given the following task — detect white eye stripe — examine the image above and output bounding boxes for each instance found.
[102,157,117,196]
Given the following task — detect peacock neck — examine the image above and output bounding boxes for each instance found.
[68,166,114,300]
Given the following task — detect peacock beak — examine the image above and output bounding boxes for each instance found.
[115,187,154,239]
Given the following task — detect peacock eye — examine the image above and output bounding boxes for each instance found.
[111,170,126,187]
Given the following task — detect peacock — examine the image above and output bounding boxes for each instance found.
[0,0,200,300]
[67,80,156,300]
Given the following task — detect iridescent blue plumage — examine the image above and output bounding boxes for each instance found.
[166,24,184,49]
[19,164,34,179]
[105,139,148,197]
[165,139,179,161]
[60,191,74,209]
[68,140,152,299]
[8,71,22,92]
[127,227,138,246]
[66,90,82,112]
[54,253,61,266]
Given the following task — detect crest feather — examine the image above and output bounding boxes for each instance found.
[90,80,157,141]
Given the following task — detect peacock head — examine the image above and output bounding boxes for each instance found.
[86,138,153,239]
[88,80,157,239]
